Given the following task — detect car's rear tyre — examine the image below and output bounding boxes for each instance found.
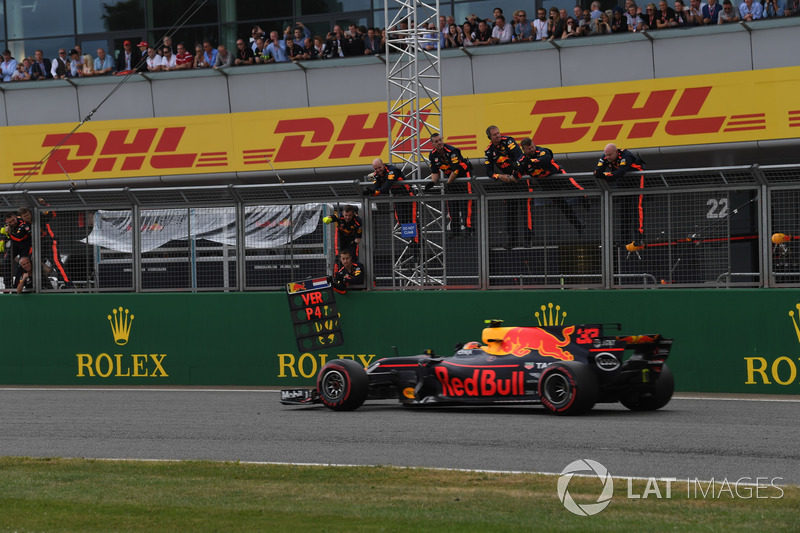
[620,364,674,411]
[317,359,369,411]
[538,362,598,415]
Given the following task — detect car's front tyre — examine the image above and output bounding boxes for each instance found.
[317,359,369,411]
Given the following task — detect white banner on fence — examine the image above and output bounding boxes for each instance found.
[86,204,323,253]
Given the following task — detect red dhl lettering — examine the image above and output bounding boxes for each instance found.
[16,127,203,177]
[434,367,525,397]
[273,111,431,163]
[500,326,575,360]
[530,86,728,145]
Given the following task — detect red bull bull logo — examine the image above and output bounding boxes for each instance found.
[500,326,575,360]
[286,282,306,294]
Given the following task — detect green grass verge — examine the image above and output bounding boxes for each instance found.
[0,457,797,532]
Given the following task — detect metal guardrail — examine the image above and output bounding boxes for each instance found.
[1,164,798,293]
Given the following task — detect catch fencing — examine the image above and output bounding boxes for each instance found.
[1,164,798,292]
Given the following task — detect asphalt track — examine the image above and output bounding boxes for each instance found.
[1,388,798,485]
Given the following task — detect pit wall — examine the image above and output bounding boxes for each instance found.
[3,290,799,394]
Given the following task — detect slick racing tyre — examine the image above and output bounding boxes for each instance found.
[620,364,674,411]
[538,362,599,415]
[317,359,369,411]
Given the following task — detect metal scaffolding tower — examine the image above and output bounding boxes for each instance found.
[384,0,443,286]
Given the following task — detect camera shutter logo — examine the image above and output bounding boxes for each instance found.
[557,459,614,516]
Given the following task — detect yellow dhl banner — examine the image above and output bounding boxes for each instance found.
[3,67,799,184]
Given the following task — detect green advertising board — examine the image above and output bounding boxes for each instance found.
[1,290,799,395]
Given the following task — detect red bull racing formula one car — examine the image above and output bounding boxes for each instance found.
[280,320,674,415]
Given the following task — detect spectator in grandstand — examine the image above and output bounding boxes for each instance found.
[627,4,646,29]
[364,159,418,238]
[514,10,533,41]
[2,49,18,81]
[266,32,289,62]
[11,60,30,81]
[787,0,800,15]
[161,46,177,70]
[426,133,474,236]
[204,41,219,66]
[574,5,585,20]
[115,41,140,73]
[641,3,660,29]
[80,54,94,76]
[519,138,585,233]
[324,26,345,58]
[590,1,604,18]
[548,7,566,40]
[162,35,174,54]
[593,12,613,33]
[193,43,208,68]
[284,36,305,61]
[313,35,325,57]
[302,38,319,60]
[739,0,764,18]
[365,27,383,54]
[31,50,52,80]
[763,0,786,16]
[175,43,194,69]
[253,38,268,63]
[67,49,82,77]
[250,26,266,52]
[422,23,439,51]
[594,143,646,248]
[145,47,162,72]
[491,14,514,43]
[689,0,709,21]
[718,0,742,21]
[656,0,679,27]
[233,38,255,65]
[14,256,33,294]
[295,22,312,43]
[702,0,723,22]
[484,126,532,249]
[611,6,630,31]
[444,23,463,47]
[323,205,363,261]
[211,45,231,69]
[474,20,493,45]
[533,8,549,40]
[332,249,364,294]
[563,17,581,37]
[672,0,691,25]
[461,21,476,46]
[344,24,366,56]
[94,48,114,75]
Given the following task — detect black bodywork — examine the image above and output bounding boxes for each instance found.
[281,322,674,415]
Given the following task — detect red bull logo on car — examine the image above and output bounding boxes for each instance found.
[434,366,525,397]
[499,326,575,360]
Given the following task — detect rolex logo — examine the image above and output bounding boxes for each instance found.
[535,303,567,326]
[108,307,134,345]
[789,304,800,343]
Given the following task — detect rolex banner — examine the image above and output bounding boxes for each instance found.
[1,290,800,394]
[85,204,323,253]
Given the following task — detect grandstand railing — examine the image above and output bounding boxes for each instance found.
[2,164,798,293]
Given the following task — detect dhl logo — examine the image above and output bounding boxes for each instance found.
[12,127,227,177]
[530,87,765,145]
[271,111,431,163]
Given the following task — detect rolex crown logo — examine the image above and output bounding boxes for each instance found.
[108,307,134,346]
[535,303,567,326]
[789,304,800,343]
